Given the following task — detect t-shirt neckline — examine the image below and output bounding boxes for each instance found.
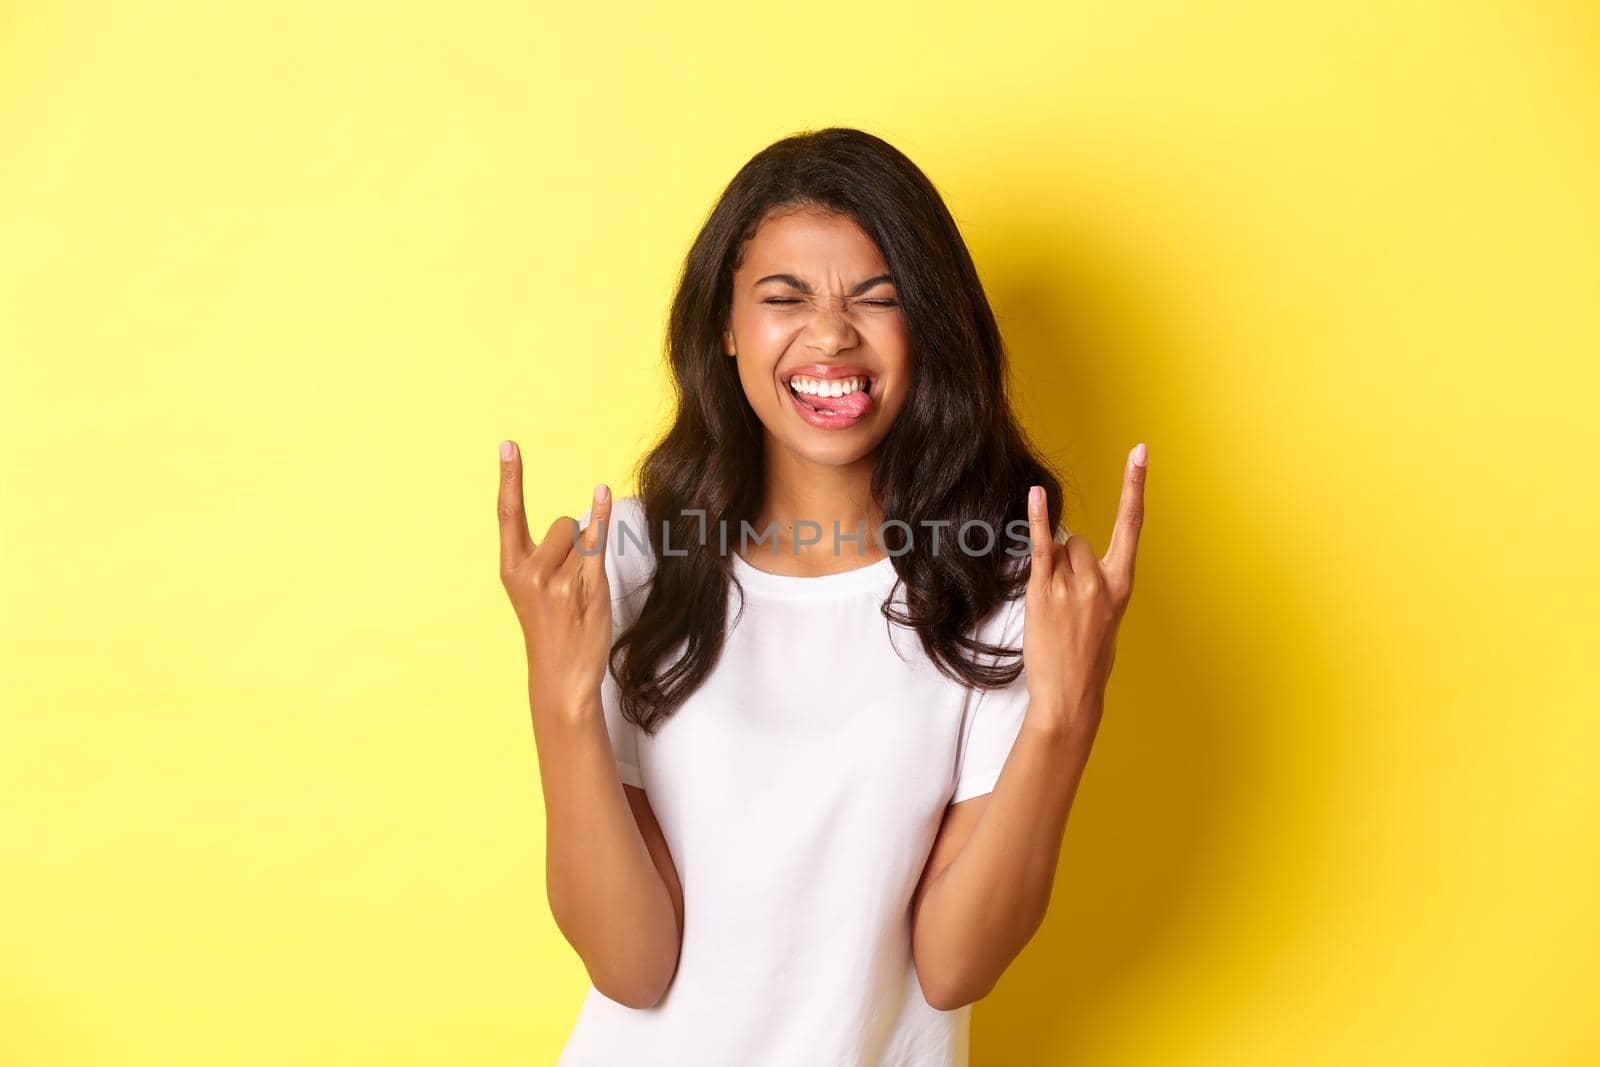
[729,550,899,599]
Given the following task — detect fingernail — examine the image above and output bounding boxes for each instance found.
[500,440,513,461]
[1029,485,1042,512]
[1131,442,1147,467]
[595,483,609,503]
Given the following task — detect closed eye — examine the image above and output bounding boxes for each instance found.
[761,298,899,307]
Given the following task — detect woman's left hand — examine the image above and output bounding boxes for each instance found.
[1020,443,1148,740]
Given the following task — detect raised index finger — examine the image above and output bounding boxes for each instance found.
[573,482,613,568]
[1103,442,1147,590]
[497,440,534,572]
[1027,484,1055,587]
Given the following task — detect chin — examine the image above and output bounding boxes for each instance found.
[778,428,888,466]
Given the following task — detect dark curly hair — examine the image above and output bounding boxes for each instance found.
[613,126,1068,734]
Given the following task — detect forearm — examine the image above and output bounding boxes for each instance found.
[529,669,679,1008]
[912,702,1097,1008]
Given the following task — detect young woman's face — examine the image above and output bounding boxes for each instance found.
[724,207,912,466]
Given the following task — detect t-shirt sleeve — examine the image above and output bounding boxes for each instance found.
[599,657,644,788]
[950,590,1030,804]
[578,498,646,789]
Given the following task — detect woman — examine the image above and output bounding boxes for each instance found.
[497,127,1147,1066]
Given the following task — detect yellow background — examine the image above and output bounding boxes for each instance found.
[3,1,1596,1063]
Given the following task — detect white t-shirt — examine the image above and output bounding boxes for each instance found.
[557,495,1031,1067]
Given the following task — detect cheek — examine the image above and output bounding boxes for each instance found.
[870,320,913,371]
[736,356,783,408]
[748,314,803,347]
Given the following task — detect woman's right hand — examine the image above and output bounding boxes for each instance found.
[497,439,614,717]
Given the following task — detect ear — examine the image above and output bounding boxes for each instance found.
[723,327,736,357]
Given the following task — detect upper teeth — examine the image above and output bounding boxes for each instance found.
[788,375,868,397]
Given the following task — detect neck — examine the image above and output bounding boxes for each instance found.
[752,444,884,564]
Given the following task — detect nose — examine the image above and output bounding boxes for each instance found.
[799,298,860,357]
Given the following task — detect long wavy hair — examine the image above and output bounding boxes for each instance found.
[612,126,1067,735]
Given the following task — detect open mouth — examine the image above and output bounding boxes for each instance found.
[783,371,875,418]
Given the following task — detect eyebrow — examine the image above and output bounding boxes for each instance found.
[753,272,895,295]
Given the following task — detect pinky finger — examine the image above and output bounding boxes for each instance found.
[498,440,534,572]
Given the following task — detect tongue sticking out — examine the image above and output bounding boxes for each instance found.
[797,386,873,418]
